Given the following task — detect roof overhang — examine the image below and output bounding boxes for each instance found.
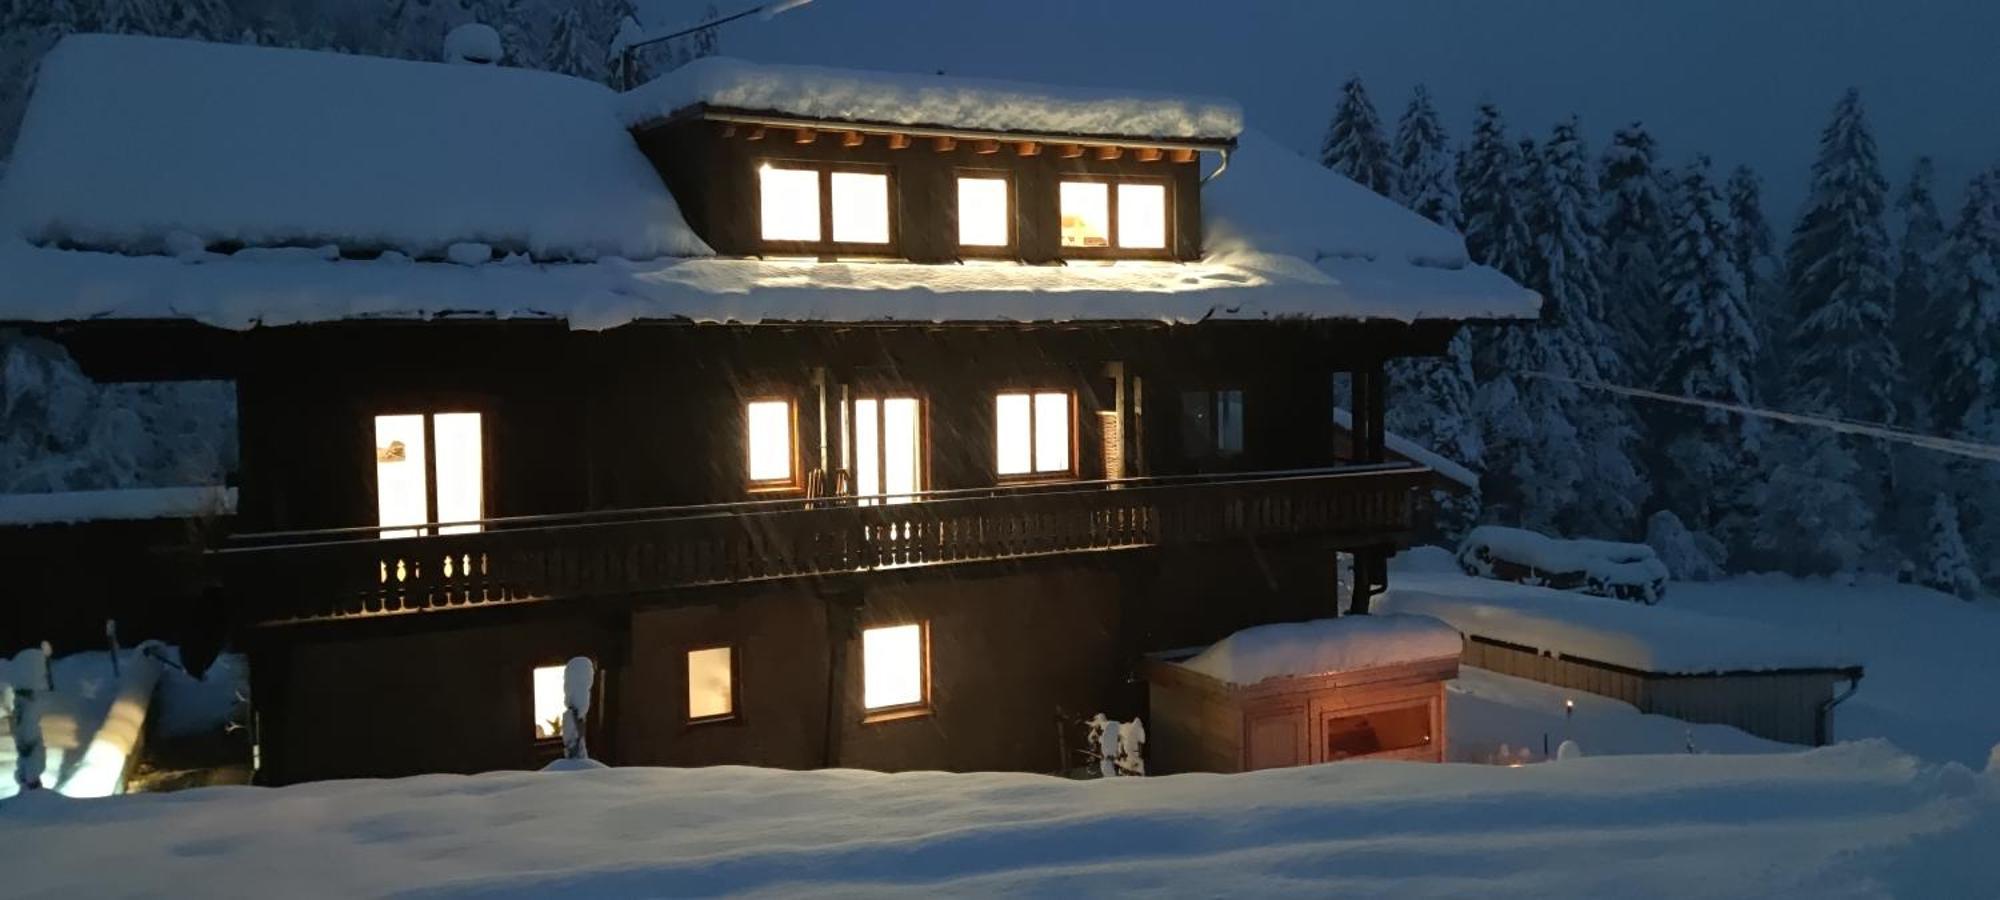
[648,103,1239,156]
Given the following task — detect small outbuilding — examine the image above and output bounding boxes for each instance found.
[1143,615,1461,772]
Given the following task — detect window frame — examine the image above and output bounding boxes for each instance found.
[1055,173,1175,261]
[743,394,804,494]
[755,159,900,257]
[370,406,489,539]
[859,620,932,722]
[953,168,1017,257]
[993,388,1079,482]
[845,389,928,505]
[684,643,741,726]
[1179,388,1246,462]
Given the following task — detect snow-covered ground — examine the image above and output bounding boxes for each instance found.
[4,741,1995,898]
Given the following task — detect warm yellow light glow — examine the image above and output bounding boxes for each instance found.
[687,647,734,720]
[855,396,921,504]
[831,171,890,244]
[1059,181,1109,248]
[863,623,924,710]
[759,165,821,242]
[747,400,793,483]
[995,393,1032,475]
[532,665,565,739]
[374,414,428,539]
[957,177,1009,247]
[1034,391,1070,472]
[1117,182,1167,249]
[433,412,483,534]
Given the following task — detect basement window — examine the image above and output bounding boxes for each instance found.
[862,623,927,714]
[686,646,736,722]
[374,411,483,538]
[995,391,1074,478]
[746,399,797,490]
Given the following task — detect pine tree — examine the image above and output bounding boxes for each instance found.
[1320,75,1393,197]
[1657,156,1761,555]
[1535,118,1647,539]
[1750,424,1872,576]
[1724,166,1782,400]
[1930,166,2000,588]
[1598,124,1668,386]
[1920,493,1982,600]
[1458,102,1534,283]
[1390,85,1459,228]
[544,5,597,80]
[1890,158,1946,422]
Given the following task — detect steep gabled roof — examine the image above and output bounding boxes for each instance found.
[619,56,1242,145]
[0,36,1538,329]
[0,34,709,263]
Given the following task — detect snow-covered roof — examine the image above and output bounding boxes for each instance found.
[0,36,1538,329]
[619,56,1242,142]
[1178,614,1463,686]
[0,35,708,263]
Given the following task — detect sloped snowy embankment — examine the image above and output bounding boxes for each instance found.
[4,743,1996,897]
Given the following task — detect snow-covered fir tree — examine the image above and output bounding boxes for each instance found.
[1931,165,2000,586]
[1749,422,1873,576]
[1390,85,1459,228]
[1385,329,1482,540]
[1920,492,1982,600]
[1458,103,1535,282]
[1892,156,1946,424]
[1597,123,1669,386]
[1656,156,1761,555]
[542,4,597,80]
[1320,75,1393,196]
[1724,166,1781,397]
[1534,118,1646,539]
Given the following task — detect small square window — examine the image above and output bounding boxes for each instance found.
[831,171,890,244]
[531,665,566,740]
[1117,183,1167,249]
[746,399,795,487]
[958,176,1010,247]
[1059,182,1110,248]
[686,646,735,721]
[995,391,1072,477]
[862,623,926,712]
[759,166,821,242]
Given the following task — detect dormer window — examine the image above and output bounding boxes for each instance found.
[957,174,1012,250]
[757,163,894,253]
[1059,178,1170,257]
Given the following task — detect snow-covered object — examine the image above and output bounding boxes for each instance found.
[446,242,493,267]
[562,656,594,762]
[443,23,502,65]
[1332,406,1477,490]
[1380,561,1858,675]
[620,56,1243,141]
[0,35,707,263]
[0,486,236,525]
[1180,615,1462,686]
[1084,714,1146,777]
[2,742,1986,896]
[0,241,1540,329]
[1206,130,1480,272]
[1556,739,1582,761]
[1457,526,1670,605]
[1644,510,1726,582]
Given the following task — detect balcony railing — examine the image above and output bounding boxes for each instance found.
[215,464,1428,626]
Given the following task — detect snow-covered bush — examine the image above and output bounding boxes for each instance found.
[443,23,502,65]
[1919,494,1982,601]
[1456,526,1669,604]
[561,656,594,762]
[1085,714,1145,777]
[1645,511,1726,582]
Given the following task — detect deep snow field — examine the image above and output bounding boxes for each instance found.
[4,569,1998,897]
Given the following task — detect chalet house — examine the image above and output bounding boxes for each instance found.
[0,35,1536,783]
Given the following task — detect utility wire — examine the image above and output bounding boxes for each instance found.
[1518,371,2000,464]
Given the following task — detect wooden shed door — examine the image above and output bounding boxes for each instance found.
[1244,708,1307,770]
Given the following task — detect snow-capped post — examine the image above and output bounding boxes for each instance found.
[561,656,595,762]
[443,23,503,66]
[106,620,121,678]
[1117,718,1146,776]
[1095,716,1119,777]
[10,642,55,791]
[1556,739,1583,761]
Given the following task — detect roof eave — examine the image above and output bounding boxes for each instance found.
[639,103,1239,154]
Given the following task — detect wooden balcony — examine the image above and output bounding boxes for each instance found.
[215,464,1428,627]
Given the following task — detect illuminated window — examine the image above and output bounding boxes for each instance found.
[957,176,1010,247]
[852,395,922,505]
[759,165,820,242]
[1180,390,1244,460]
[831,171,890,244]
[862,623,926,712]
[1117,183,1167,249]
[531,664,565,740]
[995,391,1073,477]
[374,412,483,538]
[746,399,795,487]
[1059,182,1109,248]
[686,646,735,721]
[1060,179,1170,253]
